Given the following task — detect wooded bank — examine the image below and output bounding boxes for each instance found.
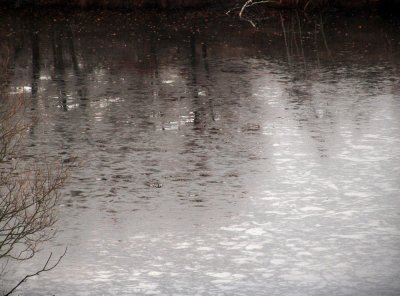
[2,0,400,9]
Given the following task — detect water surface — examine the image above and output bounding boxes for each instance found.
[1,8,400,296]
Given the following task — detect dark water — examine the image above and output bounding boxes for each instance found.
[1,8,400,296]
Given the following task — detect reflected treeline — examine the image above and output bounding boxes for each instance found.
[0,12,26,93]
[0,8,399,125]
[2,0,217,9]
[3,0,400,10]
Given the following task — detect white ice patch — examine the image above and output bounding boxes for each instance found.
[174,242,191,249]
[218,241,239,247]
[148,271,163,277]
[245,228,266,236]
[300,206,324,211]
[232,274,247,279]
[350,144,374,150]
[344,191,370,198]
[245,244,264,250]
[325,181,339,190]
[297,251,312,257]
[334,234,366,239]
[207,272,231,278]
[197,247,214,251]
[220,226,246,232]
[264,211,286,215]
[340,156,388,162]
[261,196,280,201]
[162,80,174,84]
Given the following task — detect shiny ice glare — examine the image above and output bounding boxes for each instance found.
[245,228,266,235]
[162,80,174,84]
[67,103,80,109]
[197,90,207,96]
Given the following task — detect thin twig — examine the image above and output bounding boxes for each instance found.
[239,0,278,17]
[239,0,253,17]
[4,248,67,296]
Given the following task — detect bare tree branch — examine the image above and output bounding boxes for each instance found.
[3,248,68,296]
[239,0,279,17]
[0,94,69,295]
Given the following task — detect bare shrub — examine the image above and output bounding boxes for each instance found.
[0,94,68,295]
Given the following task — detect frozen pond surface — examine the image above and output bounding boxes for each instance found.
[1,8,400,295]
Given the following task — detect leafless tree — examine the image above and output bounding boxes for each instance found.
[0,94,68,295]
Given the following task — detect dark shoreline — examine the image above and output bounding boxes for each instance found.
[1,0,400,11]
